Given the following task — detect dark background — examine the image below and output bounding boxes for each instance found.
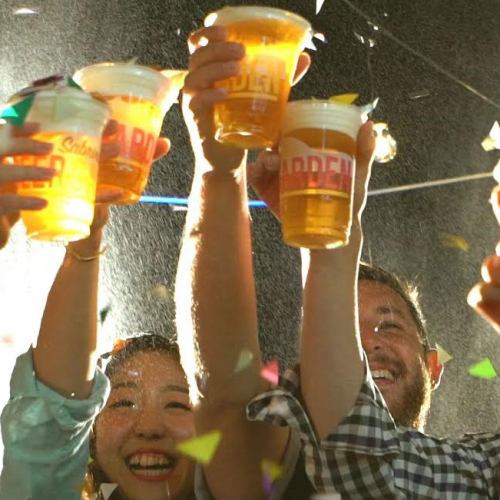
[0,0,499,440]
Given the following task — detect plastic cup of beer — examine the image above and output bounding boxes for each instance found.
[73,63,185,204]
[204,6,312,150]
[7,88,110,242]
[279,100,363,249]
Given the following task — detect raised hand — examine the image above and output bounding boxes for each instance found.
[0,122,54,248]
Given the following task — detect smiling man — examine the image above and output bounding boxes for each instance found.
[357,263,442,431]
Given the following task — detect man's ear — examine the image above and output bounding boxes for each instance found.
[426,349,444,390]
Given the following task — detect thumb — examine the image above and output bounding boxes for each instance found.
[353,121,375,212]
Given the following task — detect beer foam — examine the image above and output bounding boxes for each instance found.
[205,6,312,35]
[26,88,110,136]
[73,63,182,110]
[283,100,363,140]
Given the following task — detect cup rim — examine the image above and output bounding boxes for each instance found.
[204,6,312,33]
[286,99,361,114]
[73,62,173,87]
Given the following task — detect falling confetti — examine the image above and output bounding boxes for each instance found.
[261,459,283,481]
[99,304,111,325]
[481,121,500,151]
[0,335,13,346]
[360,97,379,119]
[409,89,431,100]
[13,7,37,15]
[468,358,497,380]
[100,484,118,498]
[329,93,359,105]
[440,233,470,252]
[262,474,274,498]
[435,343,453,365]
[0,94,34,127]
[234,349,254,373]
[373,122,397,163]
[314,32,327,43]
[261,359,279,385]
[151,284,170,302]
[316,0,326,15]
[176,430,222,465]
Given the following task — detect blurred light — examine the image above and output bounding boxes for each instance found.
[373,122,397,163]
[13,7,38,15]
[0,119,6,125]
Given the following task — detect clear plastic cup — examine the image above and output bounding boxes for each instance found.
[74,63,185,204]
[10,88,110,242]
[205,6,312,149]
[280,99,363,249]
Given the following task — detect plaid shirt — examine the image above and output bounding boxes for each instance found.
[246,361,500,499]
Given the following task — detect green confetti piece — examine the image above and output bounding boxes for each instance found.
[261,459,283,481]
[0,94,35,127]
[176,430,222,465]
[67,77,82,90]
[234,349,254,373]
[468,358,497,380]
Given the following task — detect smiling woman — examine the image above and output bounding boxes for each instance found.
[84,335,196,500]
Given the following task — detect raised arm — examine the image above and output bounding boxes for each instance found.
[467,171,500,332]
[299,122,375,438]
[175,26,289,500]
[32,204,110,399]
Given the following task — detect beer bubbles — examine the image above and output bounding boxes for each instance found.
[373,122,397,163]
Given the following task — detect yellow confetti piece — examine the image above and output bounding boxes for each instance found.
[329,93,359,105]
[481,121,500,151]
[435,343,453,365]
[176,430,222,465]
[261,459,283,481]
[160,69,188,91]
[234,349,254,374]
[151,284,170,302]
[440,233,470,252]
[468,358,497,380]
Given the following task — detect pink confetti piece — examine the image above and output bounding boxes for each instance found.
[261,359,279,385]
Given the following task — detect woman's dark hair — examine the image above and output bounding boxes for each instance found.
[82,334,181,499]
[358,262,431,352]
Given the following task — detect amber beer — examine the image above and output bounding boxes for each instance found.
[280,100,363,249]
[74,63,185,204]
[11,89,110,242]
[204,7,312,149]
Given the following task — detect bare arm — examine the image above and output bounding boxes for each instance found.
[32,208,107,399]
[300,122,374,439]
[175,26,289,500]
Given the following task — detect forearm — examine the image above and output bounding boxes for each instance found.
[33,235,102,399]
[176,160,263,407]
[300,243,364,439]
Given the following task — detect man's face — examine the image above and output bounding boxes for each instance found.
[358,280,440,430]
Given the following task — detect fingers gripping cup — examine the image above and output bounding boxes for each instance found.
[280,100,363,249]
[204,6,312,150]
[7,85,110,242]
[73,63,185,204]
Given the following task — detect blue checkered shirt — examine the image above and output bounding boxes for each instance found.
[246,362,500,499]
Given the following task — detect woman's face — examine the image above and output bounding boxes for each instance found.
[95,351,195,500]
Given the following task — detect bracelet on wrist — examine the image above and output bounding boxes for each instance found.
[65,244,107,262]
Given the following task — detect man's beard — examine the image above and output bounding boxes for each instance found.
[389,356,432,430]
